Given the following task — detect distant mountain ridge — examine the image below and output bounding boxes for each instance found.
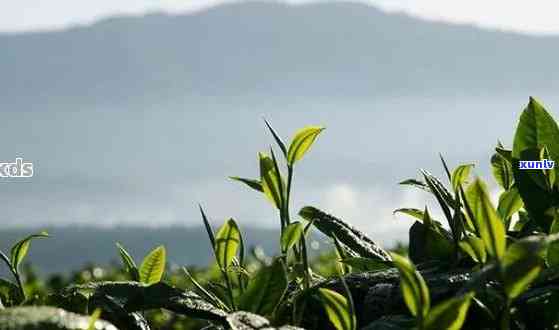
[1,1,558,111]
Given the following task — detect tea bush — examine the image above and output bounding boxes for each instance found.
[1,97,559,330]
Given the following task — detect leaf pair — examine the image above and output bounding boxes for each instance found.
[116,243,166,285]
[232,124,324,208]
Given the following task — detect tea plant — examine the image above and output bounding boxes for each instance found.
[1,97,559,330]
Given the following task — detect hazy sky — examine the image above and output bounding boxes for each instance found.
[3,0,559,34]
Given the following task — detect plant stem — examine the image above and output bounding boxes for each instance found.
[14,272,25,301]
[286,165,294,225]
[0,252,25,300]
[300,234,311,290]
[222,269,236,310]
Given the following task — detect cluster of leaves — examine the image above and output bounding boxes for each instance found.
[1,97,559,330]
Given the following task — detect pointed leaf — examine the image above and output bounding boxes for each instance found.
[10,231,49,271]
[317,288,356,330]
[465,178,506,260]
[264,119,288,157]
[491,152,514,190]
[259,153,283,209]
[451,164,475,191]
[424,293,474,330]
[287,126,324,165]
[459,236,487,263]
[390,252,430,319]
[214,218,241,269]
[116,242,140,281]
[229,177,263,193]
[139,245,166,285]
[199,205,216,249]
[497,187,524,227]
[512,97,559,180]
[393,208,425,222]
[281,222,304,254]
[503,236,546,299]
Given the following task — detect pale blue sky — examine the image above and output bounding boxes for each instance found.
[2,0,559,34]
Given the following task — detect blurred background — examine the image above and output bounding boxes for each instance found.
[1,0,558,274]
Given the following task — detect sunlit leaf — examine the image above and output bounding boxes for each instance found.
[229,176,263,192]
[424,293,474,330]
[281,222,304,254]
[491,151,513,190]
[459,236,487,263]
[451,164,475,191]
[10,231,49,272]
[259,153,284,209]
[214,218,241,269]
[116,242,140,281]
[465,178,506,260]
[390,252,430,319]
[317,288,356,330]
[287,126,324,165]
[497,187,523,227]
[393,208,425,222]
[512,97,559,180]
[503,236,546,300]
[139,245,166,285]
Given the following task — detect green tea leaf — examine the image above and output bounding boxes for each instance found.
[139,245,166,285]
[116,242,140,281]
[465,178,506,260]
[229,177,263,192]
[264,119,288,157]
[287,126,324,165]
[280,222,304,254]
[393,208,425,222]
[512,97,559,180]
[259,153,284,209]
[497,187,524,227]
[199,204,216,249]
[451,164,475,191]
[503,236,546,300]
[459,236,487,263]
[215,218,241,269]
[238,258,288,316]
[317,288,356,330]
[424,293,474,330]
[390,252,430,319]
[399,178,430,193]
[491,152,514,190]
[10,231,49,271]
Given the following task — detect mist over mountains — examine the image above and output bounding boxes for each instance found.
[1,1,558,250]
